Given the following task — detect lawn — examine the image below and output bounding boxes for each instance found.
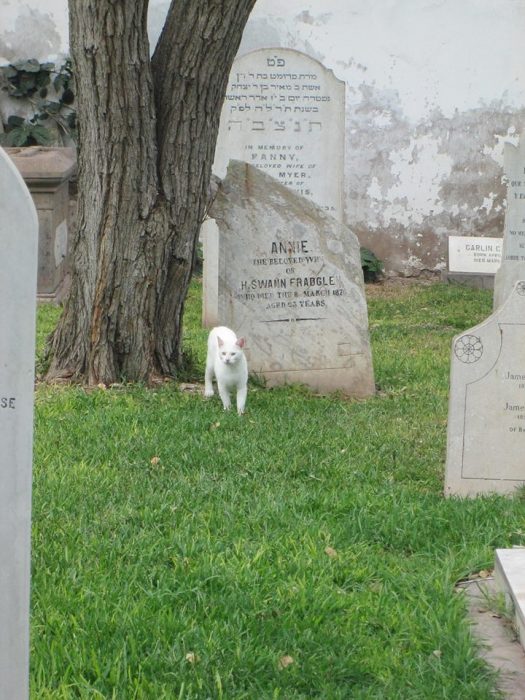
[31,280,524,699]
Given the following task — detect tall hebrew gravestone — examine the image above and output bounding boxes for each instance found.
[208,161,375,397]
[445,282,525,496]
[203,48,345,327]
[0,148,38,698]
[213,47,345,219]
[494,138,525,309]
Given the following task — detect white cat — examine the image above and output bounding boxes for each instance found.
[204,326,248,414]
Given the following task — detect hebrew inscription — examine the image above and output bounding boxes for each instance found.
[213,48,345,222]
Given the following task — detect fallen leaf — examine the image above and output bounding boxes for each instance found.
[185,652,199,664]
[325,546,338,558]
[432,649,442,658]
[478,569,492,579]
[150,456,161,465]
[278,655,294,669]
[97,383,107,390]
[210,421,221,430]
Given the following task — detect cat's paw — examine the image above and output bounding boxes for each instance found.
[204,388,214,398]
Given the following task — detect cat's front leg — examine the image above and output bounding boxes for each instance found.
[217,382,232,411]
[204,360,214,398]
[236,385,247,415]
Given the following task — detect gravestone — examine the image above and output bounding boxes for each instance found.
[213,47,345,220]
[208,161,375,397]
[494,138,525,308]
[5,147,76,300]
[443,235,502,289]
[0,148,38,698]
[445,281,525,496]
[204,48,345,327]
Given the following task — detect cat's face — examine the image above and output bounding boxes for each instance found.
[217,336,245,365]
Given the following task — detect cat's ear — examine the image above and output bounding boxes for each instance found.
[236,337,245,348]
[217,336,224,347]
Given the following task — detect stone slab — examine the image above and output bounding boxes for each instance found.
[213,47,345,222]
[0,148,38,698]
[441,271,495,290]
[445,281,525,496]
[4,147,76,298]
[494,139,525,308]
[208,160,375,397]
[495,549,525,652]
[202,217,220,327]
[448,235,502,274]
[459,576,525,699]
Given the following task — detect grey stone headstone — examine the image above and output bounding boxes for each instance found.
[204,48,346,329]
[493,139,525,309]
[0,147,38,698]
[445,281,525,496]
[213,48,345,222]
[208,161,375,397]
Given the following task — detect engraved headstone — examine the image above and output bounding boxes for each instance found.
[445,282,525,496]
[0,148,38,698]
[448,236,502,274]
[204,48,345,328]
[494,138,525,308]
[208,161,375,397]
[213,48,345,221]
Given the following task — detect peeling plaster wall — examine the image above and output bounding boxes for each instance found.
[4,0,525,275]
[237,0,525,276]
[0,1,67,62]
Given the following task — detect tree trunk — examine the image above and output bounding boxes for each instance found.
[47,0,256,384]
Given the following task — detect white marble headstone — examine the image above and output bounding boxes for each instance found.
[493,138,525,308]
[448,235,502,274]
[0,148,38,698]
[208,161,375,397]
[213,48,345,220]
[445,281,525,496]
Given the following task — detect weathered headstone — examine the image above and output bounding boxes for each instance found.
[204,47,345,327]
[0,148,38,698]
[445,281,525,496]
[494,138,525,308]
[5,146,76,300]
[213,48,345,220]
[208,161,375,397]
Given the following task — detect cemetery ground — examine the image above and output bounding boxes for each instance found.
[31,280,525,699]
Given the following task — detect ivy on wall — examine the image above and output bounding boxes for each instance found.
[0,58,76,147]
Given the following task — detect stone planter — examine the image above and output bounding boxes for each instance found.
[3,146,76,300]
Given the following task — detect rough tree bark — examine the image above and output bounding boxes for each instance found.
[46,0,256,384]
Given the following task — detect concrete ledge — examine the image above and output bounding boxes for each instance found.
[495,548,525,650]
[441,271,495,290]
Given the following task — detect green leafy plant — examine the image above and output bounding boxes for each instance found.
[0,59,76,146]
[1,115,54,147]
[361,246,384,282]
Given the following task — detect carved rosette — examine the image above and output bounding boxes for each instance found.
[454,334,483,364]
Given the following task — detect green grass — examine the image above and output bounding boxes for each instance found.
[30,281,524,699]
